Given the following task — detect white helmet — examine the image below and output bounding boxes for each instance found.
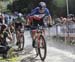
[18,13,23,17]
[39,2,46,9]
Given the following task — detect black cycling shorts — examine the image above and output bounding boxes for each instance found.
[15,22,22,30]
[31,18,44,30]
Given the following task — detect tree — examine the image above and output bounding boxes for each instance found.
[7,0,75,17]
[69,0,75,14]
[0,0,13,12]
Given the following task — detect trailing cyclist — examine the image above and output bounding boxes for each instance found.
[14,13,25,50]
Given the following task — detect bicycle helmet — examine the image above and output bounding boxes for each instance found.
[18,13,23,17]
[39,2,46,9]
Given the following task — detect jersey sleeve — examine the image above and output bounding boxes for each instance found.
[45,8,51,16]
[30,7,39,16]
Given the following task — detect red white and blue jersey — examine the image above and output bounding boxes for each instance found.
[28,7,51,19]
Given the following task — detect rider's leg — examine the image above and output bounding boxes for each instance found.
[16,30,20,45]
[31,30,37,48]
[27,16,42,48]
[27,16,35,47]
[31,19,39,48]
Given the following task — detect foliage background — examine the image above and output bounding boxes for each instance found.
[0,0,75,17]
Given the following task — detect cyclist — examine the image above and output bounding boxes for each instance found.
[14,13,25,46]
[26,2,52,48]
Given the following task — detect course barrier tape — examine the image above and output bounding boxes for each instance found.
[53,24,75,37]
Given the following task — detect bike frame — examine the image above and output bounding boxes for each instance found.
[32,26,45,47]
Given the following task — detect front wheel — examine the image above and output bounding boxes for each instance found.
[17,33,25,51]
[38,35,47,61]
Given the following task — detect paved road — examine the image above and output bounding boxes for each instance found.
[20,28,75,62]
[0,27,75,62]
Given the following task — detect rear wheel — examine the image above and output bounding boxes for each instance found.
[38,35,47,61]
[18,34,24,51]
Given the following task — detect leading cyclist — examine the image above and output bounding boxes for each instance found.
[26,2,52,48]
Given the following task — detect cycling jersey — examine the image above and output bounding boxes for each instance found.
[16,17,25,23]
[29,7,51,17]
[27,7,51,29]
[15,22,22,31]
[14,16,24,31]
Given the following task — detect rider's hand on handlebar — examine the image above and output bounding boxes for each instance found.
[47,24,52,27]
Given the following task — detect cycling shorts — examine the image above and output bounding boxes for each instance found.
[15,22,22,31]
[28,16,44,30]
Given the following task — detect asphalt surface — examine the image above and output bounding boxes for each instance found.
[21,27,75,62]
[0,27,75,62]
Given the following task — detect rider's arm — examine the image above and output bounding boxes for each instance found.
[30,7,39,16]
[26,7,38,25]
[46,8,52,26]
[27,7,38,16]
[48,15,52,25]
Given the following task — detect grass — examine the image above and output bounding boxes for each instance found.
[0,56,20,62]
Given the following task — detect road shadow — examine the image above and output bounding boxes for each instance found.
[17,46,33,55]
[21,56,46,62]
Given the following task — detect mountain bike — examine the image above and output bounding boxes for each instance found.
[31,25,47,61]
[16,27,25,51]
